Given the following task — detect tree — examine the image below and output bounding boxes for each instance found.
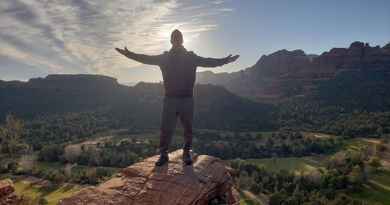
[38,198,48,205]
[269,192,285,205]
[369,157,382,172]
[86,168,98,185]
[238,170,252,189]
[0,114,29,156]
[38,144,64,162]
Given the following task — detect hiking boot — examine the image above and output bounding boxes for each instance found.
[155,153,169,166]
[183,150,192,165]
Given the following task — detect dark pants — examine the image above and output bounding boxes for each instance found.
[159,97,194,154]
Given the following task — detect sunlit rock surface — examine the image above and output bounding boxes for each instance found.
[59,150,239,205]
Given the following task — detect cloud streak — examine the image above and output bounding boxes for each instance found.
[0,0,232,82]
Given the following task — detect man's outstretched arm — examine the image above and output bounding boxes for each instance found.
[193,53,240,68]
[115,47,163,66]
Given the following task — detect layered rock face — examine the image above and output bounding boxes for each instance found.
[251,49,311,77]
[59,150,239,205]
[0,180,19,205]
[312,42,390,73]
[196,41,390,102]
[27,74,120,91]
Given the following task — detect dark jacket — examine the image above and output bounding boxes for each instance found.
[125,46,229,97]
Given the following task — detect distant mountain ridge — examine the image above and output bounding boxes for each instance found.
[197,41,390,102]
[0,74,274,130]
[1,41,390,131]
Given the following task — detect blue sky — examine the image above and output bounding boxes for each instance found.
[0,0,389,83]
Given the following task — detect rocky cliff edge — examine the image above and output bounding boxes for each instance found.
[59,150,240,205]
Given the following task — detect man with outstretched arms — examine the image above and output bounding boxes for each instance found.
[116,29,239,166]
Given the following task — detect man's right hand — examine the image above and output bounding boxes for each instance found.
[225,54,240,64]
[115,47,130,56]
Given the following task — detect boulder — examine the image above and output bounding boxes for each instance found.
[59,150,239,205]
[0,179,19,205]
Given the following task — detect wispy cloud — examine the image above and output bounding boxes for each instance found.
[0,0,232,82]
